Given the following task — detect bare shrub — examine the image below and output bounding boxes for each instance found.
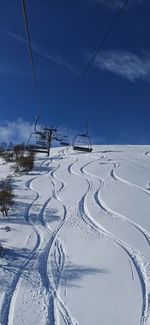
[14,152,35,174]
[0,243,4,256]
[0,176,15,217]
[14,144,25,160]
[1,151,15,163]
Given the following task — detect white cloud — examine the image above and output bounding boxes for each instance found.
[7,31,80,75]
[0,119,100,147]
[0,119,34,145]
[89,50,150,82]
[0,120,84,147]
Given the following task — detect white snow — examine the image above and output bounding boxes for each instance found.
[0,145,150,325]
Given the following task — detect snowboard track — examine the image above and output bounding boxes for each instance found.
[71,155,150,325]
[0,160,48,325]
[2,150,150,325]
[4,157,78,325]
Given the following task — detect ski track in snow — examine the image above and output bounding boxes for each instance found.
[29,156,79,324]
[0,159,48,325]
[7,160,53,325]
[70,154,150,325]
[2,157,78,325]
[144,151,150,157]
[42,156,80,325]
[109,161,150,197]
[44,160,79,325]
[108,162,150,244]
[1,148,150,325]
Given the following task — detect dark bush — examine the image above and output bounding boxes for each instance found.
[1,151,15,163]
[0,243,4,256]
[14,152,35,174]
[14,144,25,160]
[0,176,15,217]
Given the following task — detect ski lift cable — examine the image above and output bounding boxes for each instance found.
[83,0,129,78]
[73,0,129,135]
[22,0,40,117]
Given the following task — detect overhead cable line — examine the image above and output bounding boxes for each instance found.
[22,0,40,116]
[83,0,129,77]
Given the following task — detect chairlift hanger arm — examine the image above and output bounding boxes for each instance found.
[85,122,88,136]
[34,116,43,135]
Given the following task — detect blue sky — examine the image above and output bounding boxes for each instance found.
[0,0,150,144]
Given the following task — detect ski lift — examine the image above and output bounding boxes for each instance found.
[72,124,93,153]
[60,135,70,146]
[27,116,52,156]
[52,130,62,142]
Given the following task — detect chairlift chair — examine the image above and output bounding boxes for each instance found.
[72,124,93,153]
[60,135,70,146]
[36,140,47,147]
[52,130,62,142]
[27,117,51,156]
[27,132,49,153]
[39,133,46,140]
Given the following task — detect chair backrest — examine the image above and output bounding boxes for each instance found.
[72,134,93,152]
[73,145,93,152]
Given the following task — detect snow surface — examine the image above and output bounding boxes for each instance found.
[0,145,150,325]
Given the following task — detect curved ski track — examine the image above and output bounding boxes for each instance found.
[144,151,150,157]
[0,159,48,325]
[110,161,150,198]
[2,150,150,325]
[70,155,150,325]
[23,158,78,325]
[3,157,78,325]
[108,162,150,244]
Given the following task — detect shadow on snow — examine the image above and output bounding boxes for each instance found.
[52,262,109,289]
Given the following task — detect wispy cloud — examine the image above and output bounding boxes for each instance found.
[0,119,34,144]
[87,50,150,82]
[7,31,80,75]
[0,120,84,147]
[84,0,143,9]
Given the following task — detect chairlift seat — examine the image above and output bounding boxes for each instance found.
[60,135,70,146]
[28,144,47,150]
[28,147,48,154]
[52,136,61,142]
[39,135,46,140]
[27,133,49,154]
[79,134,87,137]
[72,133,93,153]
[26,116,55,156]
[73,146,93,152]
[36,140,47,146]
[60,141,70,146]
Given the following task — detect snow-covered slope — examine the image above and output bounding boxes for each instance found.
[0,145,150,325]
